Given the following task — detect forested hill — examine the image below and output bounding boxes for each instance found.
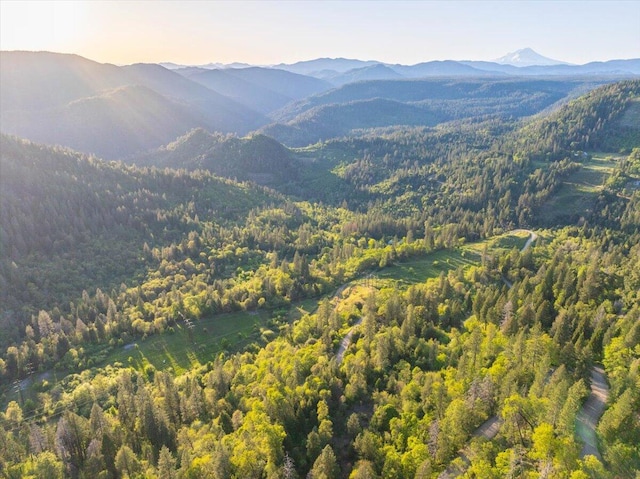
[271,78,599,122]
[132,128,297,184]
[262,78,616,147]
[0,134,281,344]
[513,79,640,159]
[261,98,442,148]
[0,81,639,478]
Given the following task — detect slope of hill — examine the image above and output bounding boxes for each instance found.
[2,85,209,159]
[262,78,608,146]
[0,51,266,158]
[261,98,440,147]
[134,128,297,184]
[224,67,332,99]
[324,64,404,85]
[0,133,279,343]
[275,57,380,76]
[272,78,593,123]
[392,60,499,77]
[182,67,331,114]
[120,63,265,131]
[182,68,292,113]
[514,79,640,158]
[0,51,125,111]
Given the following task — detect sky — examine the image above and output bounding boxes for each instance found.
[1,0,639,66]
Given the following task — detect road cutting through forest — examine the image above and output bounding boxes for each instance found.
[576,366,609,460]
[439,231,611,477]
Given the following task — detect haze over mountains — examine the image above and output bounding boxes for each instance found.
[161,48,640,78]
[1,49,638,159]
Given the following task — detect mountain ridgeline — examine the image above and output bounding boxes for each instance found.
[0,52,265,159]
[1,51,639,158]
[262,78,604,147]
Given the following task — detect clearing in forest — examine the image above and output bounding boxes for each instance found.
[540,154,617,222]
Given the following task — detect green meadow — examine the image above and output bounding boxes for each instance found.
[541,154,617,221]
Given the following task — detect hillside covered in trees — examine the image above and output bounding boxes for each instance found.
[1,79,639,478]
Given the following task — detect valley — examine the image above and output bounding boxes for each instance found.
[0,48,639,478]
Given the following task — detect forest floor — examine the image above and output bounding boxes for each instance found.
[576,366,609,461]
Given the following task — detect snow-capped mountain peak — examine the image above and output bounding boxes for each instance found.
[494,48,568,67]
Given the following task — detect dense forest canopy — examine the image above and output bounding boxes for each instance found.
[1,75,639,478]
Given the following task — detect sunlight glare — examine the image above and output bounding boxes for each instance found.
[1,1,86,52]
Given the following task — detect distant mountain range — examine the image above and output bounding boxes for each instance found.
[1,49,638,158]
[161,48,640,80]
[274,55,640,81]
[0,51,266,158]
[178,67,332,114]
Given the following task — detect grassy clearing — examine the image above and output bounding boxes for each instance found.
[541,154,617,222]
[102,298,323,375]
[2,301,323,407]
[102,310,268,374]
[465,229,533,255]
[376,248,480,286]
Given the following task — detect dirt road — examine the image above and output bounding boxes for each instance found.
[576,366,609,460]
[336,317,363,364]
[437,415,503,478]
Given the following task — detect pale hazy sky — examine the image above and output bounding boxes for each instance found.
[1,0,639,66]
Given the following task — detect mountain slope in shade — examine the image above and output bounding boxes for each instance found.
[0,51,267,158]
[392,60,500,78]
[182,67,332,114]
[260,98,440,147]
[226,67,332,99]
[325,64,404,86]
[494,48,567,66]
[275,57,380,76]
[271,78,588,123]
[2,85,208,159]
[121,63,266,132]
[180,68,292,114]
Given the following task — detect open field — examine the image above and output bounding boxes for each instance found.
[541,154,617,222]
[465,229,532,253]
[105,310,268,374]
[376,248,480,286]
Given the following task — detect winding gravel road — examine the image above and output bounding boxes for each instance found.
[336,317,363,364]
[576,366,609,460]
